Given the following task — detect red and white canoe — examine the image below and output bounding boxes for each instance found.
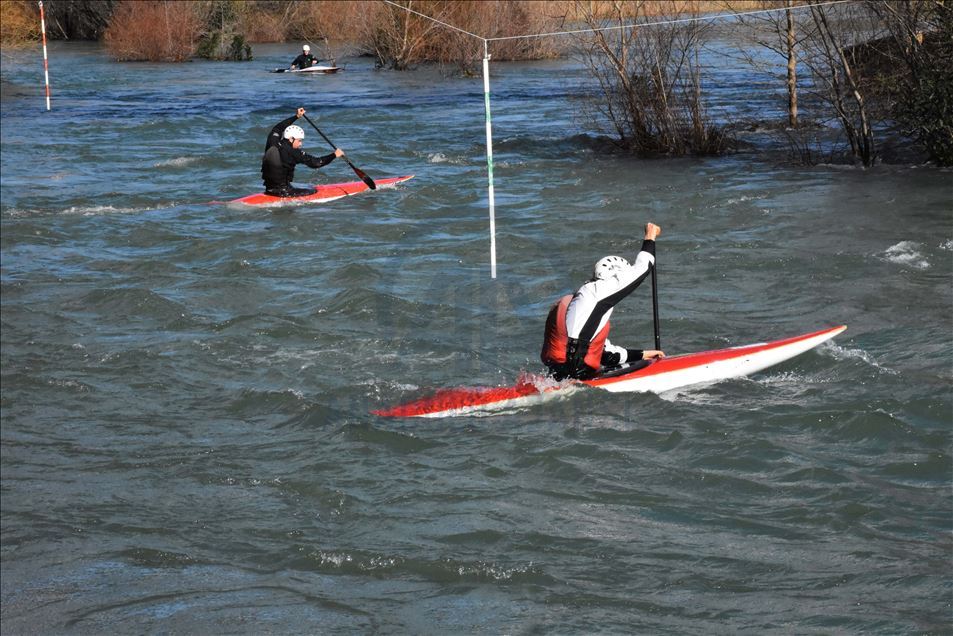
[230,175,414,206]
[373,325,846,418]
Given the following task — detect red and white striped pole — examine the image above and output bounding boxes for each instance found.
[39,1,51,111]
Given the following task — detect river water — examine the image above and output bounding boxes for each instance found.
[1,41,951,633]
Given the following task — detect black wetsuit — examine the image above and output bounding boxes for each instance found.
[290,53,318,70]
[261,115,337,197]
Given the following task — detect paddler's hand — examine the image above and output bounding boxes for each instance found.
[296,107,306,118]
[333,148,344,158]
[644,223,661,241]
[643,350,665,360]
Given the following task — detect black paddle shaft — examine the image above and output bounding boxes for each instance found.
[300,114,376,190]
[651,262,661,351]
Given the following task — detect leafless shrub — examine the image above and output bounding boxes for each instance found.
[294,1,565,71]
[0,1,40,47]
[799,3,881,166]
[240,5,288,43]
[361,1,460,70]
[434,1,566,74]
[283,0,370,41]
[574,0,731,156]
[103,0,203,62]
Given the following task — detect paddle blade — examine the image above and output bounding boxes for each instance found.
[348,161,376,190]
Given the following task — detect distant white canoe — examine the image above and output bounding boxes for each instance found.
[272,65,340,74]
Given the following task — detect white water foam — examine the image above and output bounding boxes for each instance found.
[881,241,930,270]
[361,378,419,393]
[153,156,199,168]
[722,194,764,206]
[61,205,150,216]
[824,342,898,375]
[427,152,468,165]
[940,239,953,251]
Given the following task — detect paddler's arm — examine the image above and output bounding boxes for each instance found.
[638,222,660,258]
[295,147,345,169]
[629,348,665,360]
[621,222,660,285]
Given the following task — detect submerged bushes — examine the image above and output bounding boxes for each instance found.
[354,0,565,71]
[574,0,732,157]
[103,1,203,62]
[103,0,251,61]
[195,1,252,61]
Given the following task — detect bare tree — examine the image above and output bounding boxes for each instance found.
[573,0,729,156]
[784,0,797,127]
[436,1,565,75]
[359,0,457,70]
[804,3,878,166]
[337,0,565,73]
[728,0,806,130]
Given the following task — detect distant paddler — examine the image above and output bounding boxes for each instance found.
[261,107,344,198]
[541,222,666,380]
[290,44,319,70]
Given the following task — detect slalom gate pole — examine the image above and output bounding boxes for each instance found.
[482,40,497,279]
[39,1,51,111]
[651,263,661,351]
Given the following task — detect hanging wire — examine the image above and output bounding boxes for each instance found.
[487,0,855,42]
[382,0,856,44]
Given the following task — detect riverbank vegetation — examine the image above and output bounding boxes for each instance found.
[4,0,950,166]
[0,1,41,48]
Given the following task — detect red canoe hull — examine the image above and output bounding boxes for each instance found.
[373,326,847,418]
[231,175,414,206]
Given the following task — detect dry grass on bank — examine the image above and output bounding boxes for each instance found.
[103,1,203,62]
[1,1,41,48]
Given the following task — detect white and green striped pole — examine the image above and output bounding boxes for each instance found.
[482,40,497,279]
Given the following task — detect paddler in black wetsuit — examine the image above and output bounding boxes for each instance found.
[261,107,344,197]
[290,44,318,70]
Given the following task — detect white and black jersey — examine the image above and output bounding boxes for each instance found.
[565,239,656,366]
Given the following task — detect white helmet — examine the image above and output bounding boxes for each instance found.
[283,125,305,141]
[302,44,310,52]
[593,255,629,280]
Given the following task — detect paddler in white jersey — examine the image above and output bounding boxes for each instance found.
[541,222,666,380]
